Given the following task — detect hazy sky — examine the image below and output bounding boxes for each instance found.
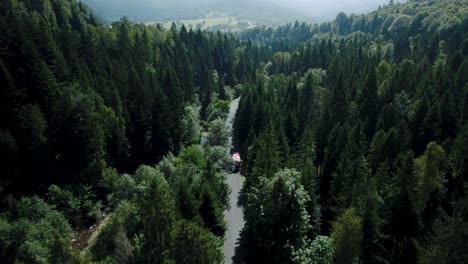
[266,0,403,16]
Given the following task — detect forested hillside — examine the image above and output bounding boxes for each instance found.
[81,0,308,26]
[0,0,264,262]
[233,0,468,263]
[0,0,467,263]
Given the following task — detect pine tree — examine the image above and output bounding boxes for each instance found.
[166,220,223,264]
[243,169,311,263]
[362,176,387,263]
[359,68,379,139]
[419,195,468,264]
[299,71,316,132]
[415,142,445,203]
[252,122,282,180]
[136,166,176,264]
[388,151,421,263]
[294,126,321,238]
[277,124,290,167]
[331,207,363,264]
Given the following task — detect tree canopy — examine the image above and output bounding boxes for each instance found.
[1,0,467,263]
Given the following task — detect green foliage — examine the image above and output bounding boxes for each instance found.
[1,0,468,263]
[101,168,137,208]
[293,236,335,264]
[17,104,48,148]
[181,104,202,145]
[178,145,206,170]
[51,84,111,184]
[419,195,468,264]
[292,126,321,237]
[234,1,468,263]
[205,145,232,171]
[1,0,257,194]
[267,52,292,74]
[0,197,78,264]
[90,142,229,262]
[206,119,230,147]
[135,165,176,263]
[47,184,102,228]
[414,142,446,202]
[243,169,311,262]
[165,220,223,264]
[90,214,133,263]
[331,207,363,264]
[206,100,230,122]
[385,151,421,263]
[251,122,282,181]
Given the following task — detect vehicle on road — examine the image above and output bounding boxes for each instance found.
[232,152,241,173]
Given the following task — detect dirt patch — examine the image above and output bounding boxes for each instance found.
[72,215,111,251]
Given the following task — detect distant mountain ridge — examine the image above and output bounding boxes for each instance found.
[80,0,309,25]
[80,0,405,25]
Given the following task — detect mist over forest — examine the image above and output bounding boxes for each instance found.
[80,0,406,24]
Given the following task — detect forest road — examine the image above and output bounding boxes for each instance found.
[223,98,244,264]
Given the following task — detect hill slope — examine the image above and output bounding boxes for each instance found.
[81,0,309,25]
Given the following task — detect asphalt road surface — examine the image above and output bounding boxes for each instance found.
[223,98,244,264]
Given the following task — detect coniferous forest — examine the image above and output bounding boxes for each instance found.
[0,0,467,263]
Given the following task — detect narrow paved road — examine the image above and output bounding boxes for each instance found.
[223,98,244,264]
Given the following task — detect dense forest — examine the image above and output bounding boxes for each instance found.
[0,0,467,263]
[0,0,265,262]
[233,0,468,263]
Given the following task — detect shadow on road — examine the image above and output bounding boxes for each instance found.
[232,227,248,264]
[231,189,249,264]
[236,187,246,208]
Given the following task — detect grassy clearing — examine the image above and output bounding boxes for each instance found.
[158,16,256,32]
